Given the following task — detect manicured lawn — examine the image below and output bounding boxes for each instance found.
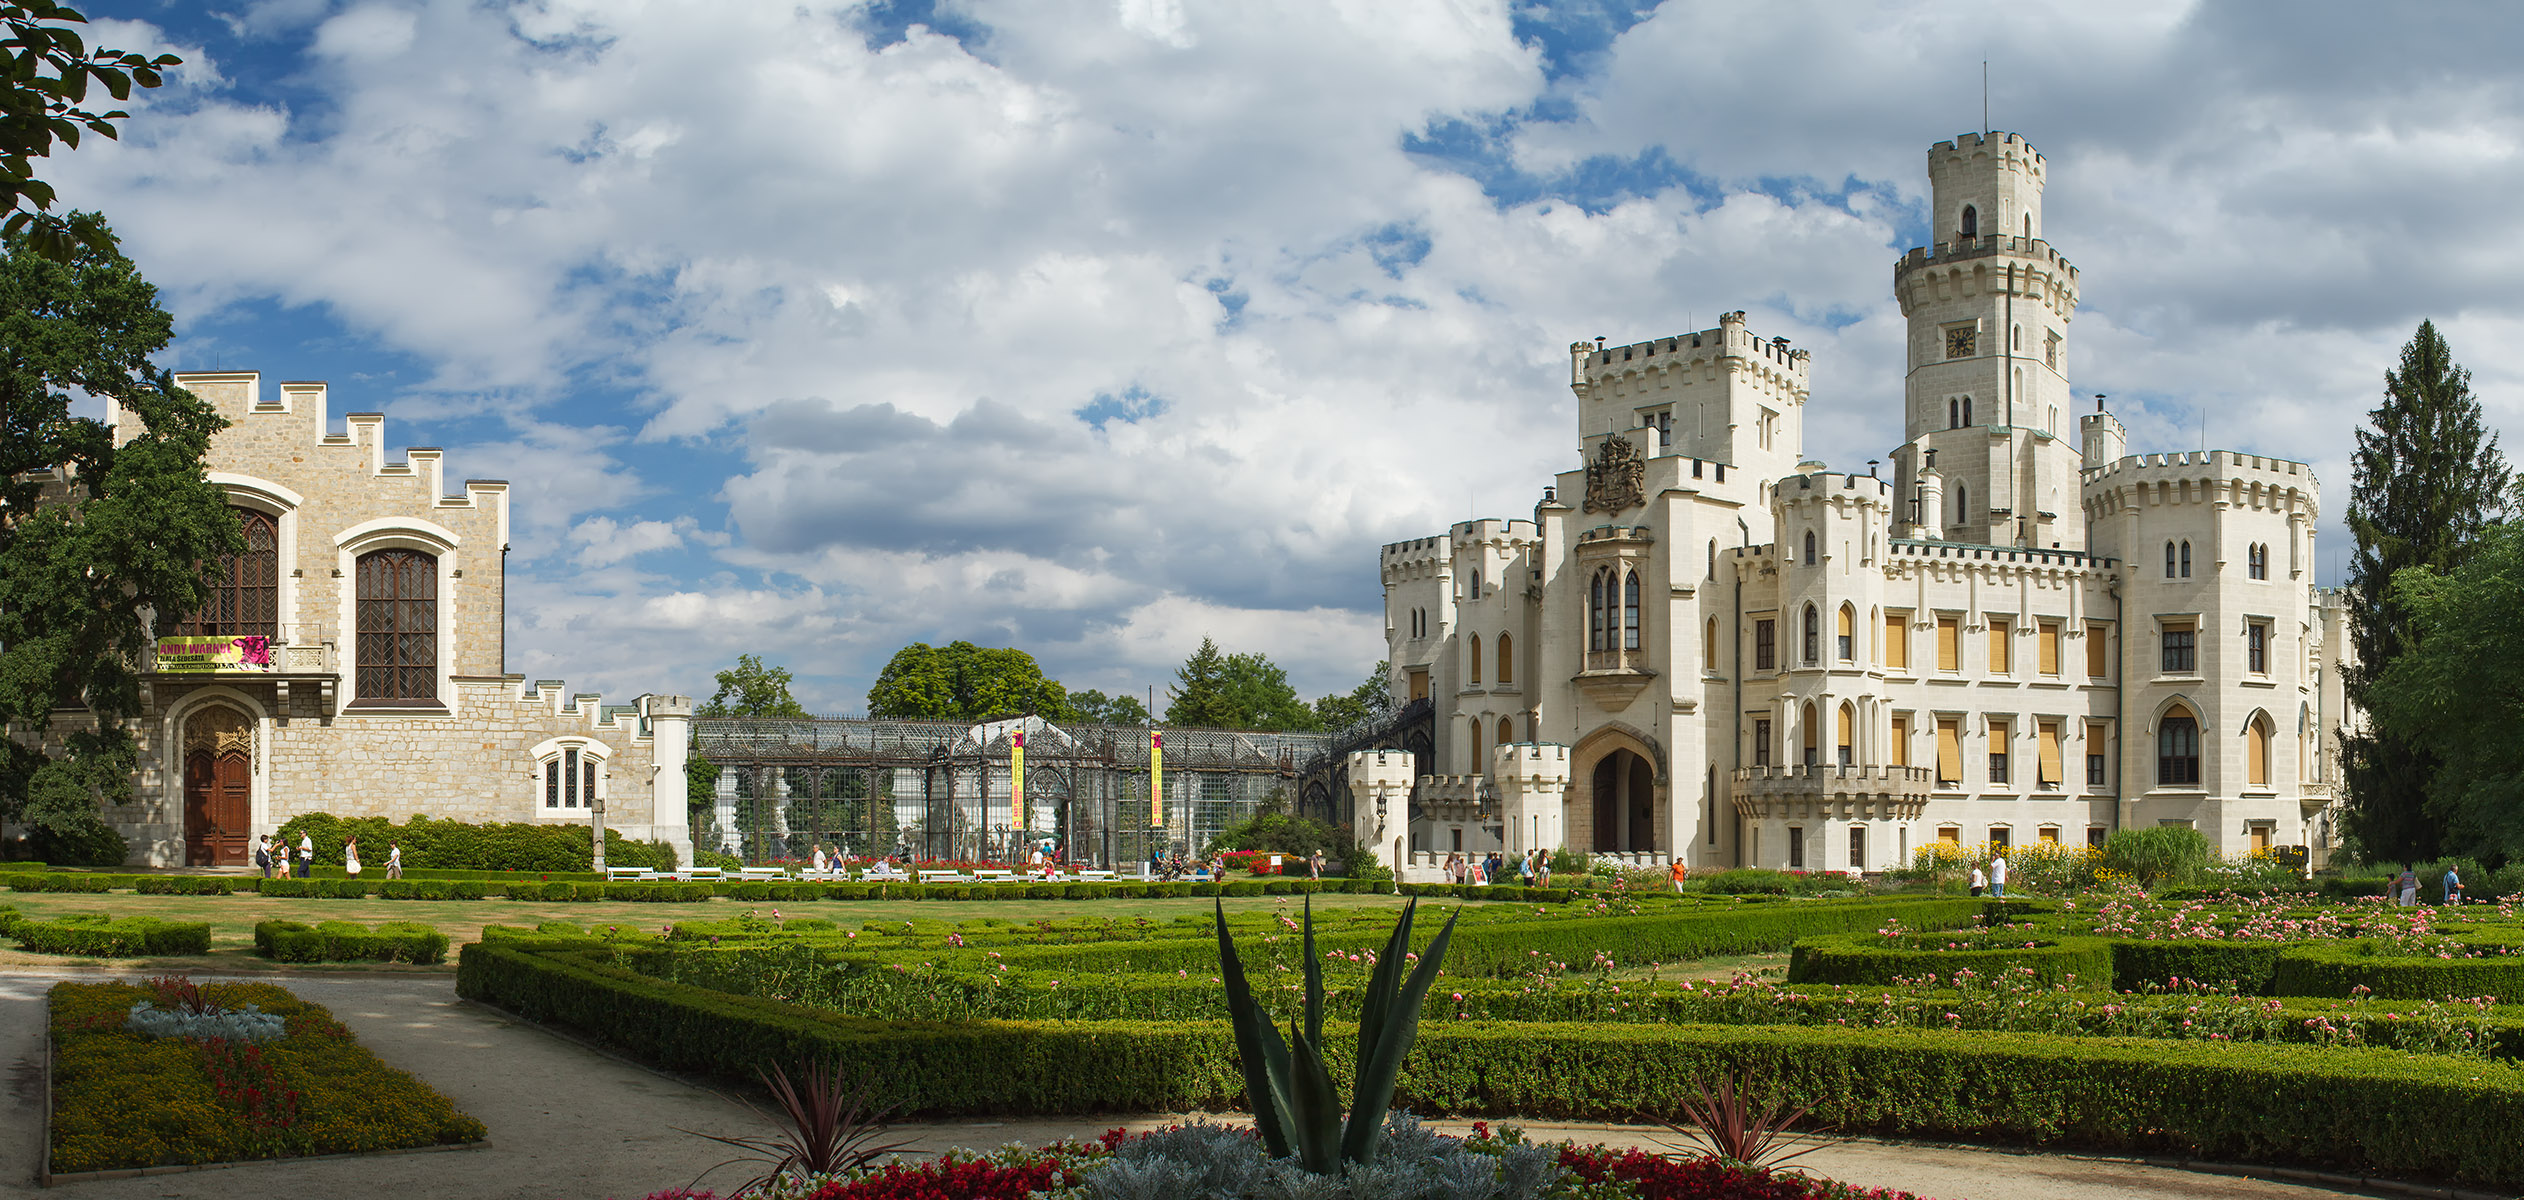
[0,887,1469,971]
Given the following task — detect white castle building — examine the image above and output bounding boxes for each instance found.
[1353,131,2354,874]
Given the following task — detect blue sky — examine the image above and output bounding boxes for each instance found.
[50,0,2524,711]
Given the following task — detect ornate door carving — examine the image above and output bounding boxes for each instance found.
[181,707,254,866]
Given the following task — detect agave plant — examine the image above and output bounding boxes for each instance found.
[679,1059,912,1195]
[1215,895,1459,1174]
[1646,1071,1844,1171]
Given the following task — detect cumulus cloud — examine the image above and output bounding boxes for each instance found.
[46,0,2524,710]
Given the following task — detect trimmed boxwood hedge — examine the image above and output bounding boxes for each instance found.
[458,938,2524,1188]
[132,876,235,896]
[1787,934,2113,988]
[255,919,450,963]
[7,913,211,956]
[2272,942,2524,1000]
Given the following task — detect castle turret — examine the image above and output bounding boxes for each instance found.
[1888,132,2085,551]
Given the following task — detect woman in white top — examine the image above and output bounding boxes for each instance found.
[386,841,403,880]
[343,837,362,877]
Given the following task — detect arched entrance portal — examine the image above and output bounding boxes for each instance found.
[1589,749,1655,853]
[182,705,254,866]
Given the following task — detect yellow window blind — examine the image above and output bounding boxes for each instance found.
[1885,612,1907,669]
[2086,622,2109,678]
[1989,618,2011,674]
[2039,621,2060,675]
[1890,714,1910,766]
[1936,718,1962,783]
[2039,722,2062,785]
[1937,618,1959,671]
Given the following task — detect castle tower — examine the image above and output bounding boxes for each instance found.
[1888,132,2085,551]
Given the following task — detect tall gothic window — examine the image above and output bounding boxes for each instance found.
[1803,530,1816,565]
[174,507,279,640]
[2180,541,2192,577]
[355,548,437,702]
[2165,541,2177,577]
[1802,604,1820,664]
[1959,205,1978,238]
[1588,572,1607,652]
[1622,571,1641,651]
[2158,709,2201,786]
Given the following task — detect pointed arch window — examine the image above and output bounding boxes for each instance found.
[1802,604,1820,664]
[2180,541,2192,578]
[1952,482,1970,529]
[1959,205,1978,239]
[2166,541,2178,577]
[1704,617,1719,670]
[1496,632,1513,685]
[1962,396,1973,426]
[1588,573,1607,652]
[2248,717,2272,788]
[1836,703,1855,767]
[1622,571,1641,651]
[1948,398,1959,428]
[354,548,437,703]
[174,506,279,642]
[2157,707,2201,786]
[1468,634,1481,685]
[1836,604,1855,661]
[1803,530,1816,565]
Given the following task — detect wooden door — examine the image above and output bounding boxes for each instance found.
[183,749,251,866]
[183,751,216,865]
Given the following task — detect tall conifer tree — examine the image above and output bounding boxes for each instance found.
[2340,320,2510,863]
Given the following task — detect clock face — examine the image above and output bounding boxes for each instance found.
[1945,327,1977,358]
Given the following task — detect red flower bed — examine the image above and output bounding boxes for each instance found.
[1558,1147,1927,1200]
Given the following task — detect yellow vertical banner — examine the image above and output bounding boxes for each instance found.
[1150,731,1165,829]
[1010,730,1026,819]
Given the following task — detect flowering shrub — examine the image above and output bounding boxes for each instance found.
[619,1123,1934,1199]
[48,978,483,1173]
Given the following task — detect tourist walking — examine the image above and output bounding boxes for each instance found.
[1308,849,1323,880]
[2397,865,2419,907]
[2443,865,2463,906]
[296,831,314,878]
[1969,865,1986,897]
[1989,853,2008,899]
[385,841,404,880]
[1669,858,1688,893]
[811,843,828,875]
[254,835,273,879]
[1535,852,1551,889]
[343,837,361,877]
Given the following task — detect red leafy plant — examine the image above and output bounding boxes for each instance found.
[1648,1072,1845,1171]
[679,1060,912,1195]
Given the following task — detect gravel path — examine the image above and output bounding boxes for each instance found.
[0,970,2398,1200]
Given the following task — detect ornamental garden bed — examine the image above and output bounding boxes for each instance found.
[459,894,2524,1191]
[2,908,211,956]
[46,976,485,1175]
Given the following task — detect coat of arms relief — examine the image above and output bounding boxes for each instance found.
[1582,433,1646,515]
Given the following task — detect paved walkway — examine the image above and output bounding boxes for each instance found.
[0,970,2412,1200]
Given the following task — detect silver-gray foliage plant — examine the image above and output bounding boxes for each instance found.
[124,999,285,1043]
[1081,1113,1559,1200]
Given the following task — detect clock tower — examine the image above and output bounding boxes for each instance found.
[1887,132,2084,550]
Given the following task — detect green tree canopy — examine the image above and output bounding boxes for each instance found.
[689,652,810,814]
[1310,660,1393,730]
[2341,320,2511,863]
[2370,520,2524,862]
[0,219,240,852]
[3,4,181,260]
[1065,687,1150,726]
[865,641,1067,722]
[1165,637,1315,730]
[698,652,810,718]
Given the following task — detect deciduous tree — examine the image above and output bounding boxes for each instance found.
[2,4,180,261]
[2341,320,2511,864]
[0,220,239,858]
[2370,520,2524,861]
[1065,687,1150,726]
[864,641,1067,722]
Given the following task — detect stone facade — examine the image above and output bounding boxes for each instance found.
[26,373,693,866]
[1379,132,2355,871]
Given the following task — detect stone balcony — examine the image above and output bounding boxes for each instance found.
[1731,764,1933,822]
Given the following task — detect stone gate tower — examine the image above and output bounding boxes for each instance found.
[1888,132,2085,551]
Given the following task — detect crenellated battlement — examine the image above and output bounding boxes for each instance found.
[1569,310,1810,390]
[2080,450,2321,521]
[1932,130,2044,176]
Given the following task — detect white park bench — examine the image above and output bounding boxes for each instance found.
[677,867,726,882]
[606,867,663,882]
[736,866,788,882]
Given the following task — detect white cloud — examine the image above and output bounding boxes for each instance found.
[46,0,2524,713]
